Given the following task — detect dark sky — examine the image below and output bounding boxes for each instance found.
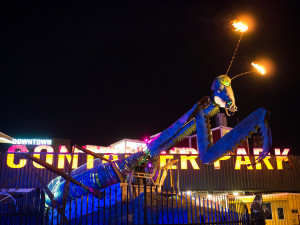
[1,2,299,153]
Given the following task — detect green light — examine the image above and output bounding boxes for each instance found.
[218,75,231,87]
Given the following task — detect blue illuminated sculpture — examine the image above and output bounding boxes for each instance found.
[46,20,272,206]
[46,74,271,205]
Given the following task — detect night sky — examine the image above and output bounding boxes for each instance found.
[1,2,299,153]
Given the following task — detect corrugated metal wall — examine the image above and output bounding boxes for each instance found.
[0,153,89,189]
[0,153,300,192]
[159,155,300,192]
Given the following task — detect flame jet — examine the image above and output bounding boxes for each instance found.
[232,20,248,32]
[46,75,271,205]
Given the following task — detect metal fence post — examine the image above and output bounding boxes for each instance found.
[98,195,100,225]
[144,184,147,225]
[150,185,153,225]
[104,189,106,225]
[194,193,197,224]
[86,194,89,225]
[132,185,135,224]
[156,185,159,225]
[126,185,129,225]
[109,187,111,225]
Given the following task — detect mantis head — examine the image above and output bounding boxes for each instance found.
[211,75,237,116]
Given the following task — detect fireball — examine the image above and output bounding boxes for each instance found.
[232,20,248,32]
[251,62,266,74]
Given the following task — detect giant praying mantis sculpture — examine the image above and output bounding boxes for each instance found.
[45,21,272,206]
[46,74,271,205]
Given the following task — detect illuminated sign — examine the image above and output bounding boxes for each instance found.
[160,148,290,170]
[5,144,292,171]
[12,139,52,145]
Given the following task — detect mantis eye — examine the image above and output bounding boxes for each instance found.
[217,75,231,87]
[223,81,230,86]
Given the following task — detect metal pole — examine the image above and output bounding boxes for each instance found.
[144,185,147,225]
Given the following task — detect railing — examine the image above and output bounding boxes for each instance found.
[0,188,46,224]
[0,185,249,225]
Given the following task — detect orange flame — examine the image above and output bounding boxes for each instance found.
[232,20,248,32]
[251,62,266,74]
